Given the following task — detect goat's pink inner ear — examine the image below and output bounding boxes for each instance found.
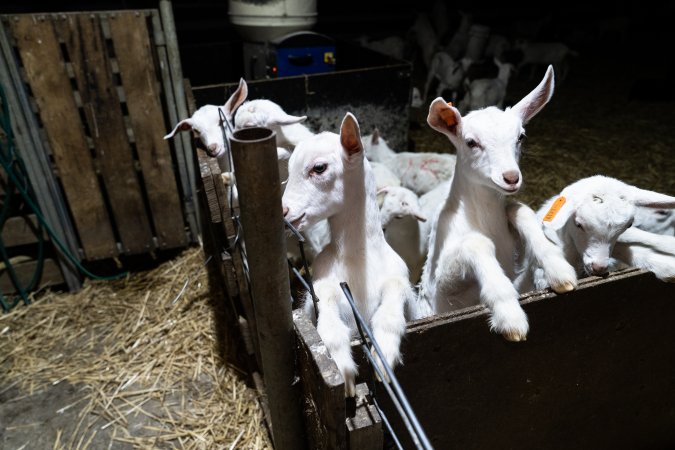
[343,133,362,156]
[179,121,193,132]
[440,102,458,128]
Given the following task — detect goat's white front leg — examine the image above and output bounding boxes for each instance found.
[369,278,409,383]
[314,281,358,397]
[613,242,675,282]
[442,234,529,341]
[507,202,577,293]
[618,227,675,256]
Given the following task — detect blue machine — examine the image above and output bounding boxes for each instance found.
[271,31,336,77]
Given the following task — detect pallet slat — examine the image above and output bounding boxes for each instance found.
[9,15,117,259]
[0,257,63,294]
[108,11,187,250]
[58,14,153,254]
[1,215,46,246]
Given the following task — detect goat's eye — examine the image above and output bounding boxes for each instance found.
[466,138,479,149]
[575,221,584,231]
[311,163,327,174]
[517,133,526,143]
[627,219,634,228]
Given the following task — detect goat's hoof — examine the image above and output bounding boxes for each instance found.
[502,330,527,342]
[551,280,576,294]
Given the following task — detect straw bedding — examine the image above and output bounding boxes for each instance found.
[0,246,272,449]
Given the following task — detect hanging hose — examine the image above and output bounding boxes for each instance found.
[0,83,128,312]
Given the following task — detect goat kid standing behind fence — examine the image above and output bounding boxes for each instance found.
[282,112,425,397]
[418,66,578,342]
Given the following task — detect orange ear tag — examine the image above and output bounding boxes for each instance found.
[439,102,457,127]
[543,196,566,222]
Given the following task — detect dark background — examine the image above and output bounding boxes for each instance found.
[1,1,674,90]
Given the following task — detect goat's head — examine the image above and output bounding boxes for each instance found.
[543,175,675,276]
[164,78,248,157]
[427,65,555,195]
[282,112,363,231]
[234,99,307,131]
[378,186,427,228]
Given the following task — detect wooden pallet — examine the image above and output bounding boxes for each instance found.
[0,9,197,261]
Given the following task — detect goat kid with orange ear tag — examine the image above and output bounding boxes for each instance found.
[534,175,675,285]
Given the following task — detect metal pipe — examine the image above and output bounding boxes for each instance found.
[229,127,306,450]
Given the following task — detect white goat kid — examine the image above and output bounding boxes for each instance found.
[234,99,313,150]
[423,51,468,103]
[282,113,414,397]
[459,57,515,113]
[536,175,675,284]
[418,66,577,342]
[164,78,248,163]
[378,186,428,283]
[362,129,456,196]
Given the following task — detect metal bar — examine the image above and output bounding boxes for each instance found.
[229,127,306,450]
[341,282,434,450]
[284,219,319,320]
[157,2,200,241]
[372,396,405,450]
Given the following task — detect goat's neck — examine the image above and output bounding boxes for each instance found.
[446,169,508,234]
[328,164,383,258]
[278,123,314,148]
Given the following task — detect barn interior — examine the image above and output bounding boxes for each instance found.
[1,1,674,449]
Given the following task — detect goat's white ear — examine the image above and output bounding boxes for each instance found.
[273,112,307,126]
[224,78,248,116]
[511,65,555,124]
[629,186,675,208]
[427,97,461,137]
[541,195,574,230]
[340,112,363,160]
[376,186,390,196]
[164,119,193,139]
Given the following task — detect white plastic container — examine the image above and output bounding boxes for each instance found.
[228,0,317,42]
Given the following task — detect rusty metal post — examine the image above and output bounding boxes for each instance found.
[229,127,306,450]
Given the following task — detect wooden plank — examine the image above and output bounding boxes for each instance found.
[57,14,153,255]
[294,310,346,450]
[9,14,116,260]
[1,215,47,246]
[202,152,261,368]
[374,269,675,449]
[107,11,187,250]
[347,383,383,450]
[0,18,81,291]
[0,258,63,294]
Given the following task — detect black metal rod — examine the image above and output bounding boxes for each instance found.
[373,396,405,450]
[284,219,319,321]
[341,282,434,450]
[359,341,426,450]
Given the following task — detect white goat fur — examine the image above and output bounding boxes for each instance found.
[282,113,415,397]
[234,99,313,150]
[362,130,456,196]
[459,58,515,113]
[423,52,469,102]
[535,175,675,285]
[633,207,675,236]
[418,66,577,342]
[164,78,248,165]
[379,186,427,283]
